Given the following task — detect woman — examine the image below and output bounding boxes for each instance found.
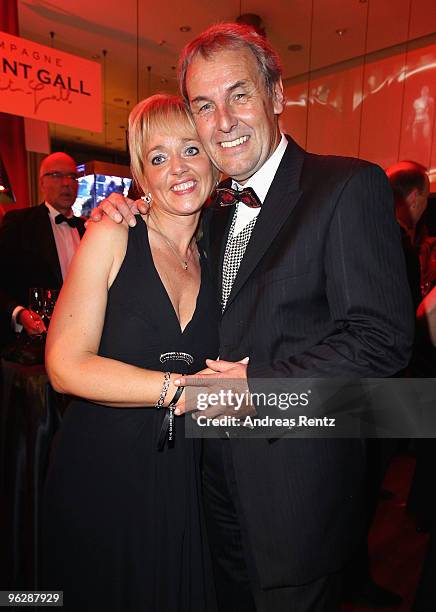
[43,94,220,611]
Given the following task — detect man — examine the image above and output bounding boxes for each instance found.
[341,162,431,608]
[386,161,431,377]
[386,160,430,309]
[386,162,436,545]
[94,23,413,612]
[384,163,436,612]
[0,152,84,347]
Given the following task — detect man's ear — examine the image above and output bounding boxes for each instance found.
[406,188,418,209]
[273,78,284,115]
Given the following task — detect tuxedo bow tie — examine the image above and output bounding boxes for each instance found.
[216,186,262,208]
[55,214,80,228]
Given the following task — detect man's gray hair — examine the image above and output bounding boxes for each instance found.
[178,23,282,106]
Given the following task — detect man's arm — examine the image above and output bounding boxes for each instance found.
[248,163,414,380]
[174,164,414,421]
[0,212,46,335]
[0,212,24,329]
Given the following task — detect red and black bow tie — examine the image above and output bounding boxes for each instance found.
[216,186,262,209]
[55,213,81,228]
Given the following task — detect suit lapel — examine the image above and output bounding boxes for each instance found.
[224,136,305,311]
[37,204,63,285]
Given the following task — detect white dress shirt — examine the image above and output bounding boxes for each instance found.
[45,202,81,281]
[231,133,288,237]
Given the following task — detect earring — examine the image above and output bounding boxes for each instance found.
[141,193,152,205]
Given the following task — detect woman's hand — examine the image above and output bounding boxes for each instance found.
[88,193,150,227]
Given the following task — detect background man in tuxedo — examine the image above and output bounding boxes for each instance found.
[339,161,431,608]
[386,161,429,309]
[0,152,84,347]
[93,23,413,612]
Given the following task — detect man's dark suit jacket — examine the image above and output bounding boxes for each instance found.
[203,136,414,589]
[0,203,85,345]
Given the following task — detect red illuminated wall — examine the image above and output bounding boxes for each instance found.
[0,0,29,213]
[281,39,436,189]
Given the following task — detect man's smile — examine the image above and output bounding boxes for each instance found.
[219,135,250,149]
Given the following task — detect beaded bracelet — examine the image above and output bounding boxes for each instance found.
[155,371,171,409]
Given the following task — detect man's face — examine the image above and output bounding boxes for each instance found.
[39,155,78,214]
[186,47,284,184]
[413,175,430,224]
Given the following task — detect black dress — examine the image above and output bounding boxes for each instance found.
[42,217,219,611]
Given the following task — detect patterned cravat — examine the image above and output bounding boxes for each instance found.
[221,213,257,311]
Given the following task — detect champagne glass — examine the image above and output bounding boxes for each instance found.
[28,287,45,338]
[43,289,59,326]
[28,287,44,316]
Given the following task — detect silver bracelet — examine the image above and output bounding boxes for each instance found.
[155,371,171,409]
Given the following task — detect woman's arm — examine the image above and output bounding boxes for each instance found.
[45,217,177,407]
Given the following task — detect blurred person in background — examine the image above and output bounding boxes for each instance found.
[386,160,430,309]
[0,152,84,348]
[387,159,436,522]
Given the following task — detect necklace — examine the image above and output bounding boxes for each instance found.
[149,212,195,271]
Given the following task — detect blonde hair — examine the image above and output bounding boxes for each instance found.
[128,93,219,193]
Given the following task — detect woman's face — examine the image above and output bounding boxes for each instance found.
[143,121,214,217]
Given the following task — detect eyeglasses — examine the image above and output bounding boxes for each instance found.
[42,172,79,181]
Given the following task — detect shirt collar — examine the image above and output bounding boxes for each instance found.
[45,202,73,219]
[232,133,288,203]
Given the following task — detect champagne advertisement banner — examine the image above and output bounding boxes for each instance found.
[0,31,102,131]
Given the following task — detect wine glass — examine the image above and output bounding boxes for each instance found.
[43,289,60,326]
[28,287,45,316]
[28,287,45,338]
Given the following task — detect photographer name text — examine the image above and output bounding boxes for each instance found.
[195,415,336,428]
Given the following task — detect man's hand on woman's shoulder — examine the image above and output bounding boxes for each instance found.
[88,193,150,227]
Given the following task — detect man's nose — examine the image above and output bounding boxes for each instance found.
[216,103,237,133]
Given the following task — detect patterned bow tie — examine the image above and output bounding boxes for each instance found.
[55,213,80,228]
[216,186,262,208]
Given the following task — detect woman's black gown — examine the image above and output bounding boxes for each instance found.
[42,218,219,611]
